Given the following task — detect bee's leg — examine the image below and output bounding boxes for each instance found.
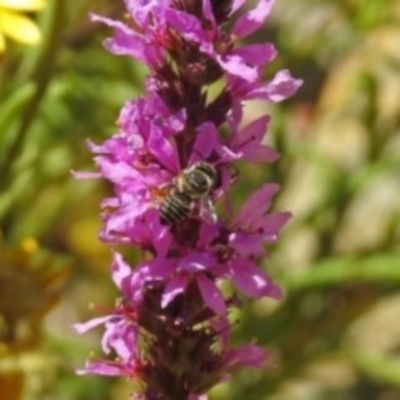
[198,197,217,224]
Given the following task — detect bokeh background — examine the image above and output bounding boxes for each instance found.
[1,0,400,399]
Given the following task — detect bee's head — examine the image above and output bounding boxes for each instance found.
[180,162,217,197]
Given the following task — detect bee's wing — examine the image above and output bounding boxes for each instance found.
[199,196,217,225]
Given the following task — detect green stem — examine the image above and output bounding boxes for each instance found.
[0,52,10,97]
[0,0,66,187]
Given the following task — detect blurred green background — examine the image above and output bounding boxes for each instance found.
[1,0,400,399]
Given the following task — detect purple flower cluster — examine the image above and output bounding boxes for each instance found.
[75,0,301,399]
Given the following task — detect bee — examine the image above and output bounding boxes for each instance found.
[159,162,218,225]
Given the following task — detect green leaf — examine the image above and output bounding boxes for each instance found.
[352,351,400,387]
[0,83,35,140]
[286,254,400,291]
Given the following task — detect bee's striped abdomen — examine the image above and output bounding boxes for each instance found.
[160,190,192,225]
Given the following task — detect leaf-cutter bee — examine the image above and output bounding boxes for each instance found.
[159,162,218,225]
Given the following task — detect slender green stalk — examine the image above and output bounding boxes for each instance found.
[0,0,66,188]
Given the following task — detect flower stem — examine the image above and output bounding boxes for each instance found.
[0,0,66,187]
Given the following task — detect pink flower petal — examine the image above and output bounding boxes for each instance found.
[230,43,277,66]
[148,127,180,173]
[147,258,177,279]
[230,0,247,14]
[73,316,112,334]
[71,170,102,179]
[216,54,259,82]
[243,144,279,163]
[223,344,270,370]
[178,252,215,272]
[189,122,219,164]
[233,0,274,38]
[77,360,124,376]
[250,69,303,102]
[202,0,216,28]
[111,252,132,289]
[229,259,282,299]
[90,14,148,63]
[197,274,226,315]
[234,115,270,146]
[254,212,292,241]
[234,183,280,227]
[162,274,189,308]
[165,8,205,43]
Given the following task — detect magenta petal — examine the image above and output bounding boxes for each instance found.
[223,344,269,370]
[233,0,274,38]
[230,43,277,66]
[111,337,135,360]
[251,70,303,102]
[202,0,216,28]
[90,14,148,63]
[112,261,143,301]
[161,274,189,308]
[167,108,187,132]
[216,54,259,82]
[147,258,177,279]
[72,170,102,179]
[101,197,118,209]
[111,252,132,289]
[196,274,226,315]
[124,0,165,26]
[234,183,279,227]
[101,324,115,355]
[101,320,121,354]
[197,222,220,248]
[230,0,246,14]
[230,115,280,163]
[254,212,292,241]
[243,144,279,163]
[86,137,113,154]
[229,259,282,299]
[189,122,219,164]
[178,252,215,272]
[236,115,270,145]
[77,360,123,376]
[228,232,266,258]
[165,9,205,43]
[101,320,137,358]
[94,157,134,186]
[217,144,241,163]
[103,203,147,236]
[146,212,172,258]
[73,316,112,334]
[148,128,180,173]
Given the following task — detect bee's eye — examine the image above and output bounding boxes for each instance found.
[188,171,208,189]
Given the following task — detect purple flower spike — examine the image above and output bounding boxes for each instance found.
[77,0,301,398]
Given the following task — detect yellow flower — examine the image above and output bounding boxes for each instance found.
[0,0,45,53]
